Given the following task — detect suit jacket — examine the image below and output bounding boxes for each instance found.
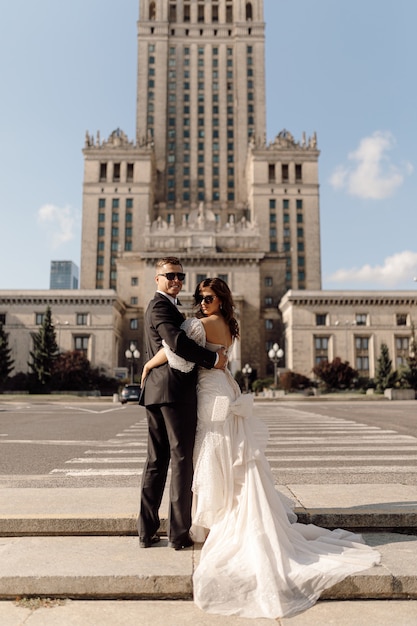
[140,292,216,406]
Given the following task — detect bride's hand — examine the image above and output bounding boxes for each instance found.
[214,348,228,370]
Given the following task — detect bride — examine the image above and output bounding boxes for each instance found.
[141,277,380,619]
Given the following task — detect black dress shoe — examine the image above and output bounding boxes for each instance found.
[139,535,161,548]
[168,536,194,551]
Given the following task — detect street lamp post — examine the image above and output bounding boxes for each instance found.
[268,343,284,388]
[125,343,140,384]
[241,362,252,393]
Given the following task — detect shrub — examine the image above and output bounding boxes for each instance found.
[279,371,312,392]
[312,357,358,391]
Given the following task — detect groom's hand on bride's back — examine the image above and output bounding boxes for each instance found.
[214,349,227,370]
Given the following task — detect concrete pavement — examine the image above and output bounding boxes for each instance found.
[1,485,417,624]
[1,484,416,535]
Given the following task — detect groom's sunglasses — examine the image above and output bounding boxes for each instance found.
[197,295,216,304]
[158,272,186,281]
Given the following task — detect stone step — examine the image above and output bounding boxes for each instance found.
[0,533,416,601]
[1,486,417,536]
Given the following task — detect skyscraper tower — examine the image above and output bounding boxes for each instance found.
[136,0,266,222]
[80,0,321,377]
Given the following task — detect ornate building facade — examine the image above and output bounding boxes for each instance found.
[280,290,417,380]
[80,1,321,377]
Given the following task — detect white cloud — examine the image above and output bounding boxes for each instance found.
[330,131,412,199]
[327,251,417,288]
[37,203,80,249]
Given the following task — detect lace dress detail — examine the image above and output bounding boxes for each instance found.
[162,317,205,373]
[168,317,381,619]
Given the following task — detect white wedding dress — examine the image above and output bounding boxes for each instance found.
[165,318,381,619]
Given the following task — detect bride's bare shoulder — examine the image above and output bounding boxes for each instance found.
[200,314,221,328]
[201,315,232,345]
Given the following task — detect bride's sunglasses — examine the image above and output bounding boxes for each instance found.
[198,295,216,304]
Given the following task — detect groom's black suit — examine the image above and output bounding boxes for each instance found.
[138,292,216,546]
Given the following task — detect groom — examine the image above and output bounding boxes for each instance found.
[138,256,227,550]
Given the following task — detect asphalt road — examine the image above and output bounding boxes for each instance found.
[0,398,416,488]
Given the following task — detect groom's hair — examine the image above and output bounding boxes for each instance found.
[155,256,182,269]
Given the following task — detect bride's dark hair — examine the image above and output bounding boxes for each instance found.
[193,277,240,339]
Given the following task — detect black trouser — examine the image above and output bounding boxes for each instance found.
[138,401,197,543]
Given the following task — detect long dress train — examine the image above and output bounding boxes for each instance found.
[165,318,381,619]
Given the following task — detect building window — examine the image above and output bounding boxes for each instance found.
[35,313,44,325]
[131,277,138,286]
[99,163,107,181]
[130,319,138,330]
[74,336,89,354]
[0,313,6,325]
[127,163,134,182]
[130,297,138,305]
[98,198,105,209]
[283,199,289,210]
[356,313,367,326]
[282,164,289,182]
[314,336,329,364]
[265,319,273,330]
[355,336,370,374]
[169,2,176,22]
[396,313,408,326]
[113,163,121,182]
[268,163,275,183]
[265,276,273,287]
[395,336,409,366]
[265,296,273,306]
[295,163,302,182]
[76,313,88,326]
[198,2,204,22]
[316,314,327,326]
[296,199,303,210]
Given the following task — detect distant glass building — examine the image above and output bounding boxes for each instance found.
[50,261,79,289]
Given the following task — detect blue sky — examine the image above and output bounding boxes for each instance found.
[1,0,416,291]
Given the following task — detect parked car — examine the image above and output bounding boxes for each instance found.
[120,384,141,404]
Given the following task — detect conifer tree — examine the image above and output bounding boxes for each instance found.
[405,324,417,391]
[0,322,14,391]
[28,306,59,392]
[375,343,392,392]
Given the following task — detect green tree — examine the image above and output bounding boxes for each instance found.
[312,357,358,391]
[28,306,59,392]
[0,322,14,391]
[404,325,417,391]
[374,343,393,392]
